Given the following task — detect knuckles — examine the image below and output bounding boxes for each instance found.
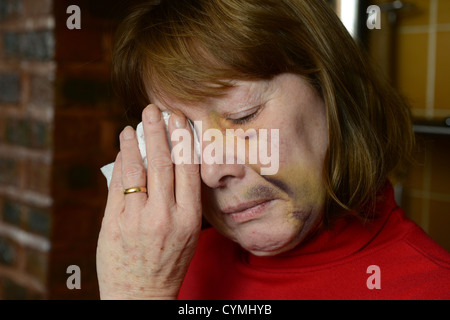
[123,162,146,181]
[150,156,173,170]
[181,163,200,175]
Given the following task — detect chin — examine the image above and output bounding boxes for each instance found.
[206,202,321,256]
[232,212,322,256]
[242,240,300,256]
[233,225,304,257]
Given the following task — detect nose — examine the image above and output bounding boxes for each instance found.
[201,161,246,189]
[197,122,246,189]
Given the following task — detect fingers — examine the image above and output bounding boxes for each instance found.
[112,104,200,215]
[169,112,201,214]
[120,126,148,210]
[142,105,175,207]
[104,152,125,218]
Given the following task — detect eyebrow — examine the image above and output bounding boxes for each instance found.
[215,80,272,111]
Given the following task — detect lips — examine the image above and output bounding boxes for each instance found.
[221,199,274,223]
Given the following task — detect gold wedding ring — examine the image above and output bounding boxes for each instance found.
[123,187,147,195]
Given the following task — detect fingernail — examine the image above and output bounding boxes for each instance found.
[146,105,161,123]
[173,113,186,128]
[122,126,135,140]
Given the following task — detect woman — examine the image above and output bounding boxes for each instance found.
[96,0,450,299]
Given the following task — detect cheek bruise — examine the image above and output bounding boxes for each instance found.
[291,210,311,223]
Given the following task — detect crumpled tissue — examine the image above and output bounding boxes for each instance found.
[100,112,200,188]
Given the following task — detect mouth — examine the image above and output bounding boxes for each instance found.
[221,199,275,223]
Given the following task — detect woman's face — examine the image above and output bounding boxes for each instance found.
[150,73,329,256]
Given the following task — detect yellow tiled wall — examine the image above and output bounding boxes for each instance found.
[378,0,450,251]
[367,0,450,251]
[402,136,450,251]
[396,0,450,119]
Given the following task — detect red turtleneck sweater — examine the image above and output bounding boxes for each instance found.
[178,184,450,299]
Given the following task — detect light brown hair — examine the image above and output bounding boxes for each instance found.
[112,0,414,222]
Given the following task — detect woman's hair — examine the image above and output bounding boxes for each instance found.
[112,0,415,222]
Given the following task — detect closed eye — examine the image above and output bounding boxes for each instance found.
[227,106,262,125]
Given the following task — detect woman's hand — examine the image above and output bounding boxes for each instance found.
[96,104,202,300]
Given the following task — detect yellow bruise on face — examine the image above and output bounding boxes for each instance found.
[208,110,223,131]
[259,161,326,227]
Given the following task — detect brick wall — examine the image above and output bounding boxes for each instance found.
[0,0,132,299]
[0,0,54,299]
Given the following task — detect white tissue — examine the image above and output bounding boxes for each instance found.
[100,112,200,188]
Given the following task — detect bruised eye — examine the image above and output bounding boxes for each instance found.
[227,106,262,125]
